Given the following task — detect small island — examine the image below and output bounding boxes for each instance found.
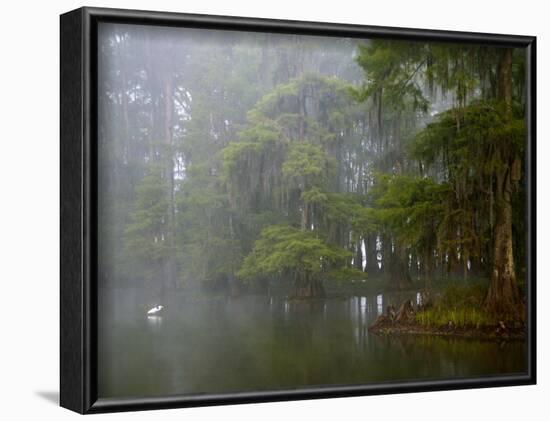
[369,289,525,341]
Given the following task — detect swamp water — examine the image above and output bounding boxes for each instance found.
[98,289,526,398]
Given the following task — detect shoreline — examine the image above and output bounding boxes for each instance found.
[368,322,525,341]
[368,298,526,341]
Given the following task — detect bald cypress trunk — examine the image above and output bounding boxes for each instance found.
[485,48,521,317]
[293,271,324,299]
[486,159,519,315]
[390,242,412,289]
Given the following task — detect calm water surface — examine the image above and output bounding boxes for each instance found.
[98,289,526,398]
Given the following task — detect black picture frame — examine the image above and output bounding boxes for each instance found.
[60,6,537,414]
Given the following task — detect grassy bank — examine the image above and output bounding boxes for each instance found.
[417,281,490,328]
[369,279,525,340]
[417,281,524,326]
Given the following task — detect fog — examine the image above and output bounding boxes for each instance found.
[98,23,366,299]
[97,22,527,398]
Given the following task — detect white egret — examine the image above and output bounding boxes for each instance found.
[147,305,164,316]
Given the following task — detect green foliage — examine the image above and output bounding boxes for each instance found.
[410,100,526,260]
[352,40,430,112]
[221,141,265,178]
[251,74,354,122]
[175,163,241,285]
[413,101,526,169]
[301,187,328,205]
[282,143,335,189]
[314,192,375,238]
[124,165,171,263]
[238,225,358,281]
[220,74,367,251]
[368,174,448,246]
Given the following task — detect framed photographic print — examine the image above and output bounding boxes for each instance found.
[60,7,536,414]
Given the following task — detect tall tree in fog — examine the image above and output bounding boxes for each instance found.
[353,40,525,315]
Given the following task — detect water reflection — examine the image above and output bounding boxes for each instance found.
[146,315,163,328]
[376,294,383,315]
[283,300,290,320]
[348,296,370,348]
[99,289,527,398]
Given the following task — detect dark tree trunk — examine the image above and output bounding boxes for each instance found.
[227,272,241,297]
[486,159,520,316]
[447,249,461,278]
[293,271,325,299]
[469,255,484,277]
[462,249,470,280]
[485,48,520,317]
[365,234,379,275]
[389,243,412,289]
[409,251,419,279]
[301,201,309,230]
[381,233,392,275]
[422,249,434,288]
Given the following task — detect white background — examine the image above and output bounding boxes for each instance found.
[0,0,546,419]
